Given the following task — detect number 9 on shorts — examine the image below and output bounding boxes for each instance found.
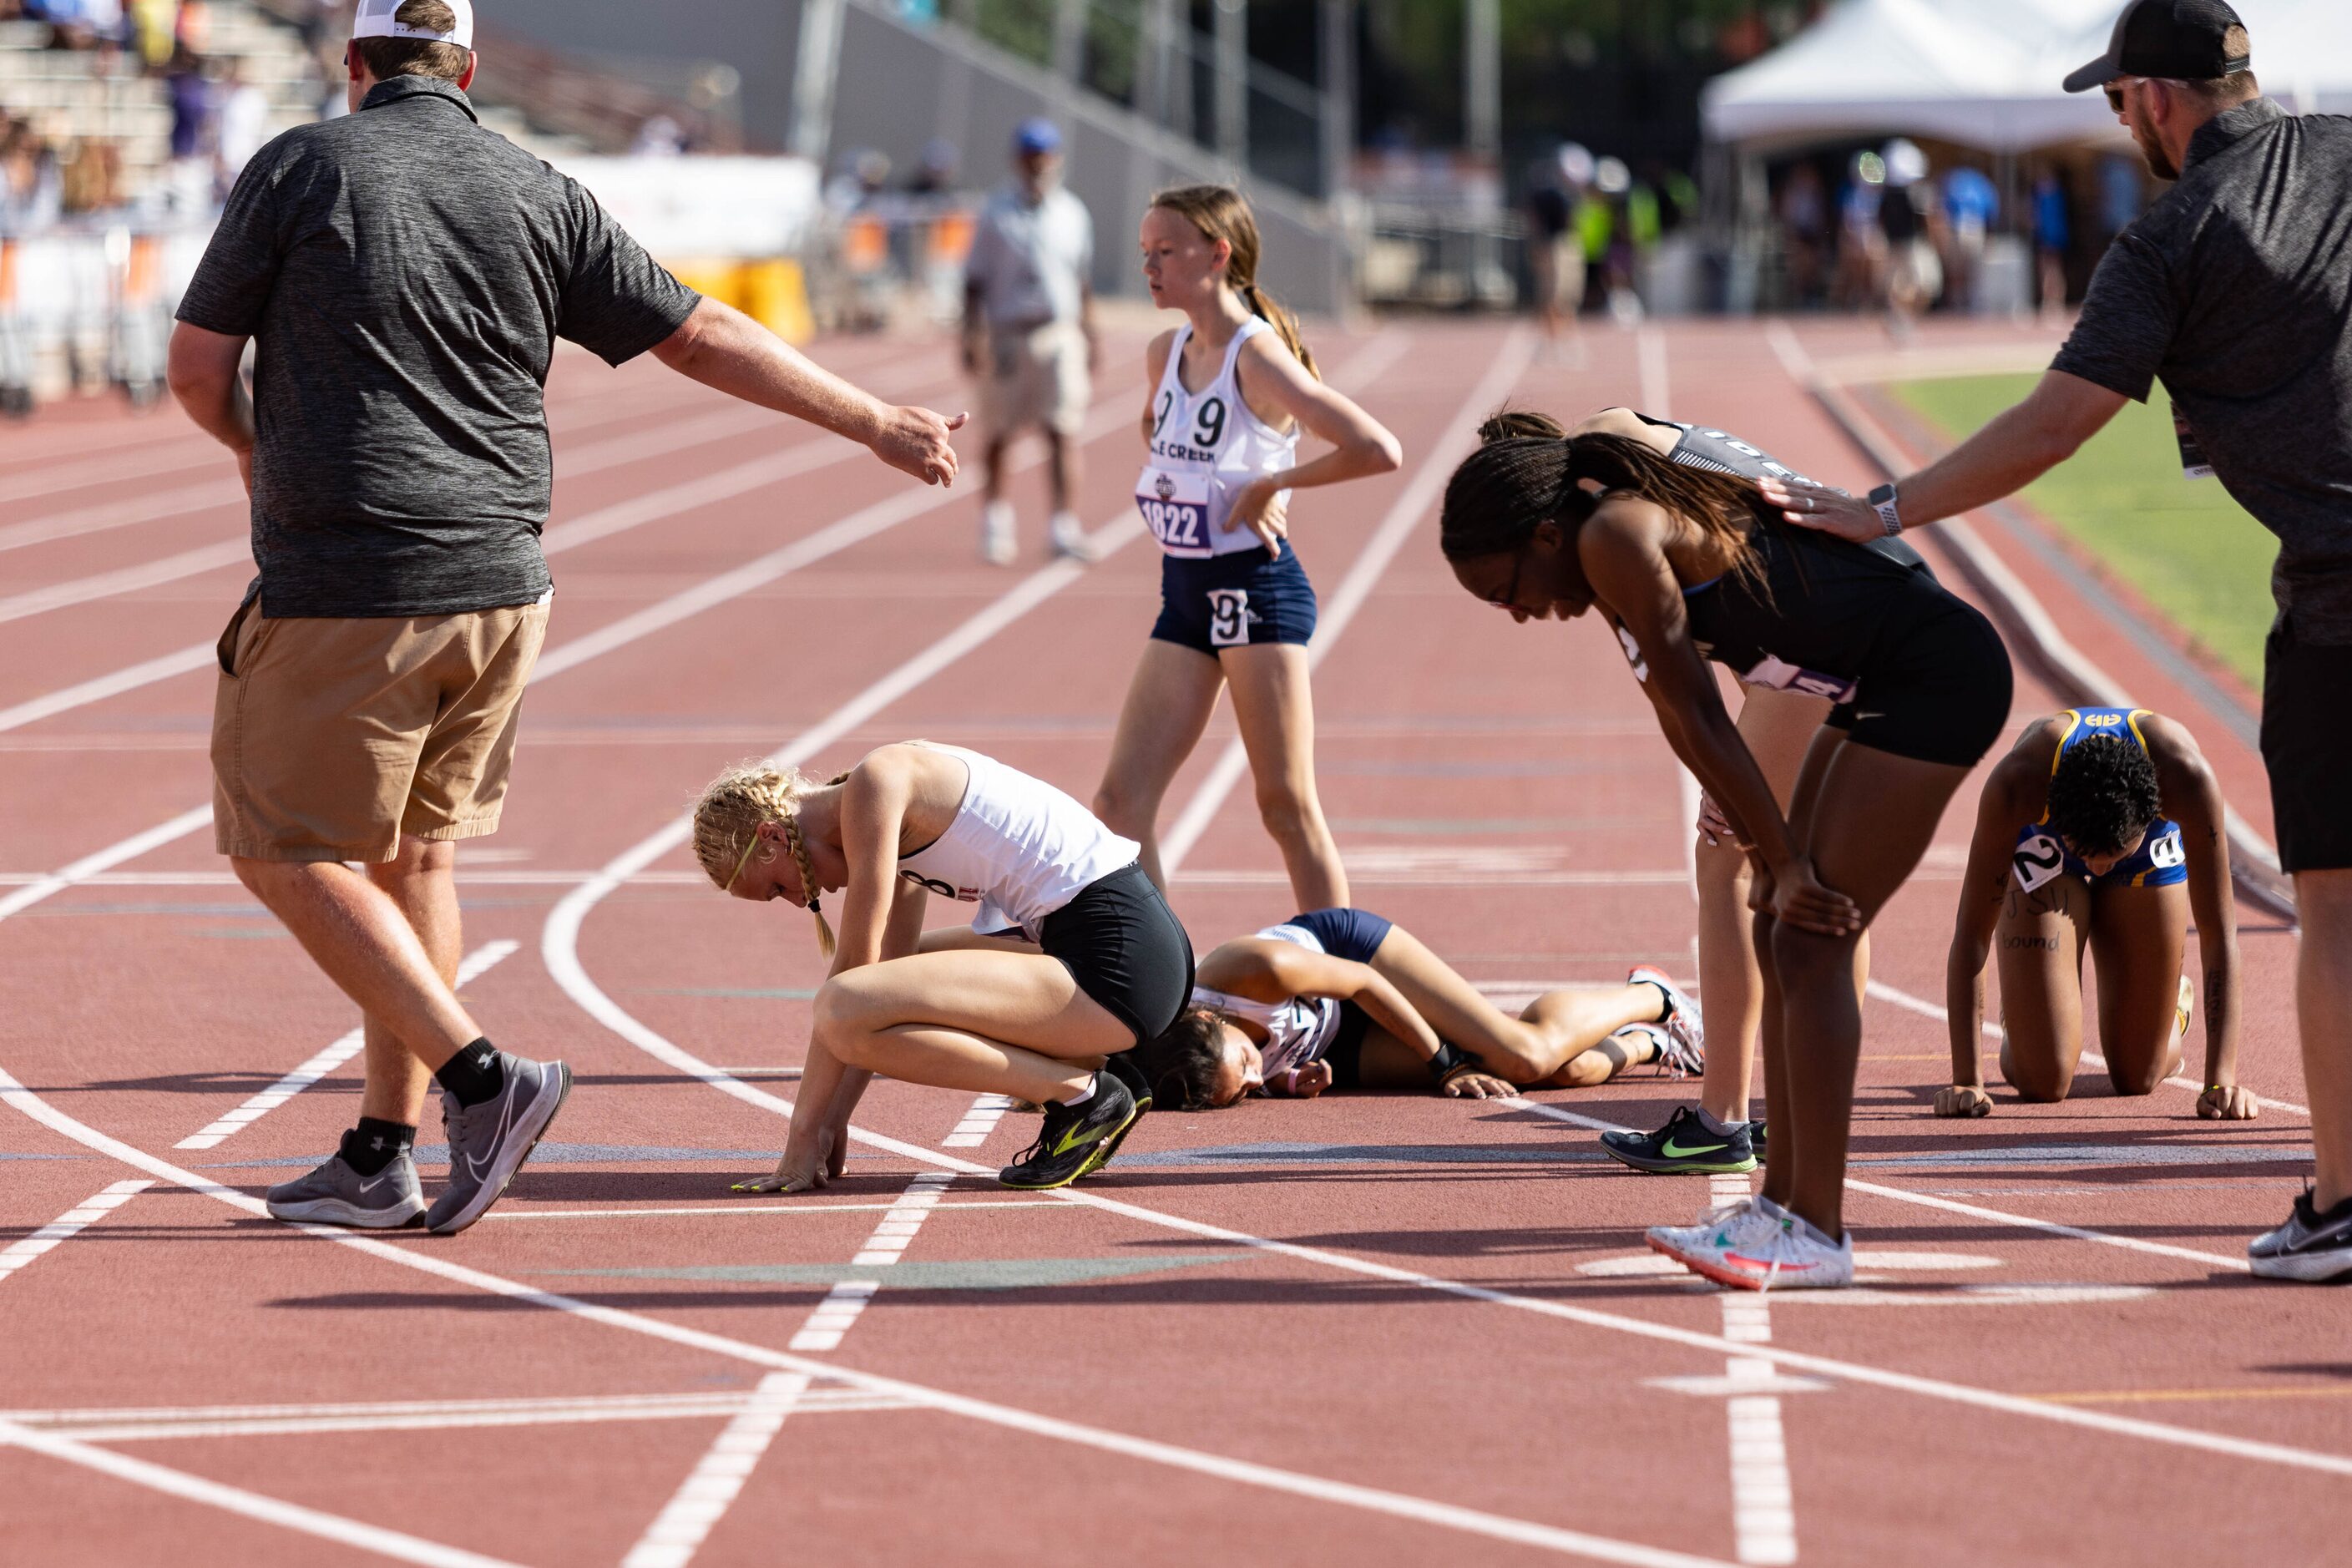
[1208,589,1251,647]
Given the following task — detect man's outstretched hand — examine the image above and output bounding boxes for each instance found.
[870,406,967,487]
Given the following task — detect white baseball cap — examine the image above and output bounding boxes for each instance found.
[352,0,474,48]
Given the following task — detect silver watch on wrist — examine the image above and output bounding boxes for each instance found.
[1867,483,1903,536]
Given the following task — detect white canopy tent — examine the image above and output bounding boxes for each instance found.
[1702,0,2343,156]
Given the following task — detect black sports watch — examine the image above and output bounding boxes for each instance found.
[1867,483,1903,536]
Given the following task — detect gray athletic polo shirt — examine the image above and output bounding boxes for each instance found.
[177,76,700,620]
[2052,99,2352,642]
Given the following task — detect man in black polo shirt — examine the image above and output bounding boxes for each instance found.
[166,0,963,1235]
[1760,0,2352,1281]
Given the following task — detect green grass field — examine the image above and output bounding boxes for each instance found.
[1889,372,2277,685]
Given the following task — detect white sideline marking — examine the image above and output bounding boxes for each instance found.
[0,1388,913,1443]
[481,1199,1060,1222]
[620,1373,813,1568]
[174,941,519,1149]
[943,1092,1016,1148]
[794,1170,956,1347]
[1705,1172,1797,1567]
[0,1067,1743,1568]
[0,1416,520,1567]
[0,539,255,627]
[0,1179,151,1283]
[0,806,213,922]
[1159,329,1533,873]
[1864,976,2311,1116]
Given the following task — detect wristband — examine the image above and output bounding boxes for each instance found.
[1428,1041,1473,1083]
[1867,483,1903,536]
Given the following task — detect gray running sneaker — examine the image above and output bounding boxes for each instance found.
[424,1053,572,1236]
[266,1151,426,1229]
[2248,1188,2352,1282]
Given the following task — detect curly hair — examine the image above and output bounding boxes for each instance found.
[2044,731,2163,857]
[1128,1007,1231,1111]
[690,761,842,959]
[1439,410,1773,598]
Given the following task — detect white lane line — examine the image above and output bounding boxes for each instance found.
[1707,1172,1798,1567]
[173,941,519,1150]
[0,539,255,628]
[1864,976,2311,1117]
[0,1416,520,1568]
[0,1179,152,1283]
[483,1198,1060,1221]
[1159,327,1534,872]
[795,1169,957,1348]
[1508,1098,2254,1274]
[1,1388,913,1443]
[0,478,240,555]
[0,1074,1739,1568]
[0,644,220,737]
[620,1372,814,1568]
[943,1092,1016,1148]
[0,806,213,922]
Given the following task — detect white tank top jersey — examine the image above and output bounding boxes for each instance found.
[1190,921,1341,1077]
[1136,316,1301,559]
[893,744,1141,942]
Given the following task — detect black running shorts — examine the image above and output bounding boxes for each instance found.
[1038,863,1196,1046]
[1829,589,2015,767]
[2261,618,2352,873]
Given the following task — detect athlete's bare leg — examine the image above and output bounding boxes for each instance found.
[2087,879,2192,1095]
[1755,726,1843,1214]
[1364,923,1657,1081]
[1221,640,1348,911]
[358,836,460,1125]
[2293,869,2352,1208]
[1765,741,1973,1240]
[1993,874,2093,1101]
[1045,429,1079,514]
[1094,639,1224,892]
[982,434,1009,504]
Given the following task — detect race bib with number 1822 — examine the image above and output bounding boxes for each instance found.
[1137,468,1213,555]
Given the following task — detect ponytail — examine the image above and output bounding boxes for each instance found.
[1152,184,1319,380]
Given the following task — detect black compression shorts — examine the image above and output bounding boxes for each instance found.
[2262,618,2352,873]
[1037,862,1196,1046]
[1828,589,2014,767]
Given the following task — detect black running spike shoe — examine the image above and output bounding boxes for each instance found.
[1599,1105,1758,1176]
[999,1074,1139,1190]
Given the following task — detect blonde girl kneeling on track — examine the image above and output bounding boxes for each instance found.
[1945,706,2252,1121]
[1133,906,1703,1108]
[693,741,1192,1192]
[1094,186,1401,911]
[1440,418,2014,1291]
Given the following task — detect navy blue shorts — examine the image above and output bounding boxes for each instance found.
[1280,907,1393,965]
[1150,548,1319,655]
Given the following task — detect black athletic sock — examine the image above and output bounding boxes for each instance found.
[433,1038,506,1108]
[339,1117,416,1177]
[1636,979,1674,1023]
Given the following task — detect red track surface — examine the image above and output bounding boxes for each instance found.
[0,319,2339,1568]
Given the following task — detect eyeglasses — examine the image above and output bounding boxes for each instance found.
[1485,554,1524,612]
[2104,76,2147,114]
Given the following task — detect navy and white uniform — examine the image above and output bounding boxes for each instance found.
[1189,907,1393,1088]
[897,744,1194,1043]
[1137,317,1318,655]
[2011,709,2188,892]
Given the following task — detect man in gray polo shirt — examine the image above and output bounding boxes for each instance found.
[166,0,963,1235]
[1764,0,2352,1280]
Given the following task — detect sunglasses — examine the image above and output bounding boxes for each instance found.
[2104,76,2147,114]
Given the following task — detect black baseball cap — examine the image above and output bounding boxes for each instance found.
[2062,0,2250,94]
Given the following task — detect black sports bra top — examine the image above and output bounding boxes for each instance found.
[1666,520,1931,704]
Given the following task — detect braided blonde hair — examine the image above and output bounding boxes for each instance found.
[691,761,841,960]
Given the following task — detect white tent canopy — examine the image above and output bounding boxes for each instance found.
[1703,0,2343,154]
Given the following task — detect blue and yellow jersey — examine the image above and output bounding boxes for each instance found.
[2013,708,2188,892]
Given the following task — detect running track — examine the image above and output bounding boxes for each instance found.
[0,318,2337,1567]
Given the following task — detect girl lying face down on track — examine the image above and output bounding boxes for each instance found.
[1440,408,2015,1291]
[692,741,1190,1193]
[1130,908,1702,1108]
[1945,706,2251,1121]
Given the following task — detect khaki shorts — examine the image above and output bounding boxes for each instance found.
[211,595,551,864]
[980,321,1090,438]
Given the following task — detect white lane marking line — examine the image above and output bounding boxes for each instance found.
[0,539,256,626]
[620,1372,813,1568]
[1581,1252,2002,1278]
[1864,976,2311,1116]
[0,1388,914,1443]
[482,1199,1061,1221]
[174,941,519,1150]
[797,1169,955,1346]
[1707,1171,1797,1568]
[0,645,220,738]
[0,806,213,922]
[1159,327,1535,872]
[1510,1098,2256,1274]
[0,478,240,555]
[0,1179,152,1282]
[0,1072,1743,1568]
[0,1416,519,1568]
[943,1092,1017,1148]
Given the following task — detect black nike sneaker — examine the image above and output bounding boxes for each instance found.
[1092,1053,1153,1166]
[1600,1105,1758,1176]
[999,1074,1139,1191]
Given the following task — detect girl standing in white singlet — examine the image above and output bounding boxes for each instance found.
[1093,185,1402,911]
[693,741,1193,1192]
